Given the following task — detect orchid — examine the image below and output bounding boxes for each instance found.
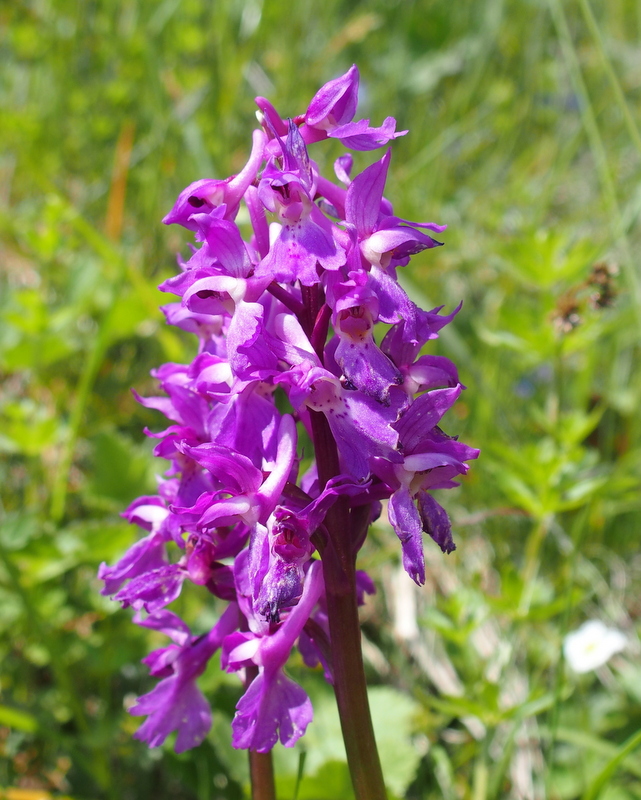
[100,65,478,800]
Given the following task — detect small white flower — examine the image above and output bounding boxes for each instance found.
[563,620,626,673]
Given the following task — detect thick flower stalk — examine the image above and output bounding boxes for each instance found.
[99,66,478,800]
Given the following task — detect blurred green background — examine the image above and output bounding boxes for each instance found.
[2,0,641,798]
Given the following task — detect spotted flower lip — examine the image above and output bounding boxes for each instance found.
[100,67,477,758]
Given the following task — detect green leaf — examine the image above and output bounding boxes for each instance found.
[582,729,641,800]
[277,761,355,800]
[271,685,420,798]
[0,400,60,456]
[0,513,40,552]
[0,704,38,732]
[84,429,155,508]
[369,687,423,796]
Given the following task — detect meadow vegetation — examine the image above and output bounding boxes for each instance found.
[1,1,641,797]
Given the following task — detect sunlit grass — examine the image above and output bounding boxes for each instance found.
[1,1,641,797]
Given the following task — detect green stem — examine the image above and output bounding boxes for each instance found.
[249,751,276,800]
[50,306,114,523]
[578,0,641,160]
[296,282,387,799]
[309,408,387,800]
[549,0,641,325]
[246,666,277,800]
[518,514,553,616]
[545,504,590,794]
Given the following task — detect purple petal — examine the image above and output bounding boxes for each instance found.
[196,496,255,529]
[345,150,391,236]
[179,442,263,495]
[392,386,462,453]
[331,117,407,151]
[135,609,191,645]
[160,302,225,341]
[222,631,261,671]
[207,385,280,468]
[255,217,345,286]
[121,496,170,530]
[98,533,168,596]
[323,389,404,480]
[255,96,288,137]
[282,120,312,187]
[362,226,442,267]
[294,474,371,535]
[335,335,402,404]
[133,675,212,752]
[305,65,359,128]
[198,217,252,278]
[163,179,231,230]
[417,491,456,554]
[388,488,425,585]
[408,355,460,391]
[419,428,481,464]
[248,522,271,607]
[133,383,209,437]
[142,643,181,677]
[334,154,353,185]
[113,564,185,613]
[256,560,305,624]
[255,415,298,521]
[356,569,376,604]
[225,301,280,380]
[232,669,313,751]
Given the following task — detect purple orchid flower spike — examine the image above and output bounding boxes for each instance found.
[101,68,477,800]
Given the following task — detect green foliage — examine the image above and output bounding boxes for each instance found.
[2,0,641,797]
